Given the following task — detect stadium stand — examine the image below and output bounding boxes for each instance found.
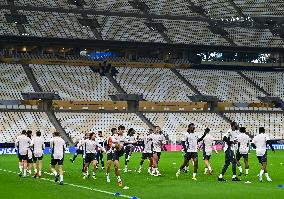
[114,67,195,101]
[144,113,230,141]
[30,64,117,100]
[0,112,55,143]
[225,112,284,139]
[243,71,284,99]
[0,64,34,100]
[55,112,149,142]
[178,69,267,102]
[0,9,20,36]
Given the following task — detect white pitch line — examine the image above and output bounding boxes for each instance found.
[0,168,138,199]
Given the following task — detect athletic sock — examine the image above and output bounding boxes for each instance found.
[232,175,236,178]
[219,174,223,178]
[19,166,23,173]
[208,166,212,171]
[53,171,58,176]
[238,166,243,173]
[117,176,121,182]
[34,169,37,174]
[265,173,270,179]
[93,172,96,176]
[193,173,196,178]
[245,169,249,175]
[60,175,63,182]
[184,166,188,171]
[24,169,27,177]
[204,168,208,173]
[259,169,264,176]
[39,170,42,176]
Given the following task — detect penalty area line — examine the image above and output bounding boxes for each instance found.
[0,168,139,199]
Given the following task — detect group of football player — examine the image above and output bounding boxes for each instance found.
[15,121,275,186]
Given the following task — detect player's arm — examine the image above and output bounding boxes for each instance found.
[198,128,210,142]
[266,140,275,152]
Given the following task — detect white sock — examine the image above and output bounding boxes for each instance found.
[219,174,223,178]
[238,166,243,173]
[139,166,142,169]
[232,175,236,178]
[34,169,37,174]
[39,170,42,176]
[245,169,249,175]
[19,166,23,173]
[204,168,208,173]
[117,176,121,182]
[259,170,264,176]
[52,171,58,176]
[265,173,270,179]
[93,172,96,176]
[193,173,196,178]
[125,166,128,170]
[60,175,63,182]
[24,169,26,177]
[184,166,188,171]
[208,166,212,171]
[86,170,89,176]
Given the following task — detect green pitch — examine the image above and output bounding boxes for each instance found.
[0,151,283,199]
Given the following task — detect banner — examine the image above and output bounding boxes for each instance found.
[0,147,76,155]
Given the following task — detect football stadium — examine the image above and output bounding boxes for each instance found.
[0,0,284,199]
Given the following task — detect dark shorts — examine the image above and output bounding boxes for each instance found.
[203,151,211,160]
[33,155,43,162]
[184,152,198,161]
[142,152,153,159]
[107,150,124,161]
[51,158,64,166]
[76,149,84,155]
[124,146,132,156]
[153,151,161,158]
[18,154,28,161]
[84,153,96,164]
[257,153,267,164]
[27,158,33,164]
[236,152,248,161]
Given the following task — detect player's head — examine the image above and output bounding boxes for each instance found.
[111,128,117,136]
[21,130,27,135]
[26,130,32,139]
[118,125,125,135]
[231,122,238,130]
[98,131,103,137]
[53,131,60,137]
[187,123,195,133]
[239,127,246,133]
[154,126,161,133]
[148,129,153,135]
[205,127,210,134]
[36,131,41,137]
[259,127,265,134]
[127,128,135,136]
[84,133,90,139]
[90,132,96,140]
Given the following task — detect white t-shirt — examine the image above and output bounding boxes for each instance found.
[183,133,199,153]
[151,133,163,152]
[223,129,239,152]
[142,134,153,153]
[107,135,125,152]
[203,134,215,155]
[50,136,66,160]
[237,133,250,154]
[124,135,136,147]
[252,133,270,156]
[78,139,102,154]
[15,134,31,155]
[31,137,45,157]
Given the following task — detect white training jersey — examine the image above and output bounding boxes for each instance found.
[252,133,270,156]
[107,135,125,152]
[237,133,250,154]
[183,133,199,153]
[223,129,239,152]
[28,146,33,159]
[203,134,215,155]
[78,139,102,154]
[31,137,45,157]
[125,135,136,147]
[50,137,66,160]
[151,133,163,152]
[142,134,153,153]
[96,137,105,148]
[15,135,31,155]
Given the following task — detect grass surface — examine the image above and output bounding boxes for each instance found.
[0,151,283,199]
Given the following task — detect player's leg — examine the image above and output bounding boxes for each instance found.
[38,157,43,177]
[244,156,249,176]
[58,164,64,185]
[33,157,38,178]
[114,159,122,187]
[176,155,190,177]
[100,152,104,169]
[92,159,98,179]
[23,159,28,177]
[83,162,90,179]
[124,148,130,172]
[260,154,271,182]
[152,153,160,176]
[95,151,100,169]
[138,153,146,173]
[18,156,23,177]
[231,153,241,181]
[50,160,59,183]
[218,150,231,181]
[106,153,112,183]
[70,150,79,163]
[192,156,198,180]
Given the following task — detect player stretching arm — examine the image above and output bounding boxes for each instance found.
[138,129,153,174]
[31,130,45,178]
[236,127,250,176]
[123,128,137,173]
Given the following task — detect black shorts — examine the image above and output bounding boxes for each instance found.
[76,149,84,155]
[124,146,132,156]
[184,152,198,161]
[51,158,64,166]
[27,158,33,164]
[142,152,153,159]
[33,155,43,162]
[84,153,96,164]
[18,154,28,161]
[107,150,124,161]
[203,151,211,160]
[257,153,267,164]
[153,151,161,158]
[236,152,248,161]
